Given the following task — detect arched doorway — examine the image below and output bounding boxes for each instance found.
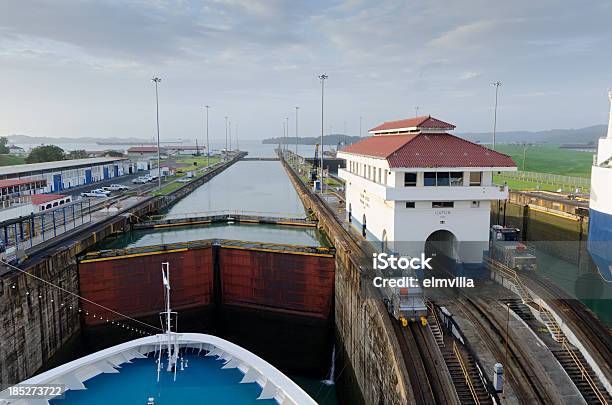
[362,214,367,237]
[424,230,458,273]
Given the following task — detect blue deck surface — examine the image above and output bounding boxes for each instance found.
[51,353,277,404]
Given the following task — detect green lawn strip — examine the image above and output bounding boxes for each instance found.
[493,144,593,177]
[493,175,589,192]
[0,155,26,166]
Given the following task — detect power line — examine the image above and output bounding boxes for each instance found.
[1,259,162,332]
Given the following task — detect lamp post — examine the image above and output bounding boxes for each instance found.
[235,123,239,151]
[228,120,232,152]
[152,77,162,190]
[295,106,299,163]
[492,81,502,150]
[359,115,363,138]
[204,106,210,167]
[319,74,328,193]
[285,117,289,156]
[224,116,228,160]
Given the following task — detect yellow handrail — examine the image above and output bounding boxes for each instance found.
[561,340,608,405]
[453,341,481,405]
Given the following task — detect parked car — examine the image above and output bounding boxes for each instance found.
[104,184,130,191]
[81,191,107,198]
[132,177,148,184]
[177,178,190,183]
[91,188,111,195]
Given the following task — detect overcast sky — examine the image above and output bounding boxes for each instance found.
[1,0,611,142]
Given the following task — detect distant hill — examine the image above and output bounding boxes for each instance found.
[262,134,361,146]
[458,125,606,145]
[5,134,152,145]
[263,125,607,147]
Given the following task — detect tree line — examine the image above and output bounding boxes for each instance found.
[0,136,124,164]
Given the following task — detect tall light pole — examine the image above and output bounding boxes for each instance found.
[319,74,328,193]
[228,120,232,151]
[285,117,289,155]
[359,116,363,138]
[492,81,502,150]
[204,106,210,167]
[235,123,239,151]
[295,107,299,161]
[224,116,228,159]
[152,77,162,190]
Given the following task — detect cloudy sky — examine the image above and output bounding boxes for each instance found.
[1,0,611,142]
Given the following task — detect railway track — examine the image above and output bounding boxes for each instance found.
[454,295,563,404]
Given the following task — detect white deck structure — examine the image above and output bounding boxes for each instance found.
[0,333,316,405]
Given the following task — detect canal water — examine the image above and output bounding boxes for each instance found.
[90,143,339,404]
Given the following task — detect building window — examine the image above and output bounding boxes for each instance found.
[424,172,463,186]
[432,201,454,208]
[404,172,417,187]
[384,170,387,185]
[450,172,463,186]
[378,168,381,183]
[470,172,482,186]
[424,172,436,186]
[406,201,415,208]
[471,201,480,208]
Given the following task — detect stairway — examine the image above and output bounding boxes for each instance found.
[442,345,494,405]
[551,346,612,405]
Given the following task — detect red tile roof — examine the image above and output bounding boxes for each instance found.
[0,179,46,188]
[369,116,455,133]
[31,194,67,205]
[340,133,516,168]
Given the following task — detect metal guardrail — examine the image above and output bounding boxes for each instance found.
[147,210,307,221]
[453,340,481,405]
[80,238,335,263]
[497,170,590,188]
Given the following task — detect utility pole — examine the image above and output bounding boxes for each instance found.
[152,77,162,190]
[492,81,502,150]
[228,120,232,151]
[224,116,228,160]
[204,106,210,167]
[295,106,299,162]
[285,117,289,155]
[235,123,239,151]
[319,74,328,193]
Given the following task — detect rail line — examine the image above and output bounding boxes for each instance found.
[279,154,450,404]
[453,295,562,404]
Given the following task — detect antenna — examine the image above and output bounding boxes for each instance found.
[158,262,179,381]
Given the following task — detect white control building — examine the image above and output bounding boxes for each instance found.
[337,115,516,266]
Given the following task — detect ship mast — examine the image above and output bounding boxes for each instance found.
[157,262,179,381]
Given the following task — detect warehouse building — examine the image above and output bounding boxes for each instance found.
[0,157,132,193]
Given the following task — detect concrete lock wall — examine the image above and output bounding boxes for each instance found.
[281,157,415,405]
[78,245,335,325]
[0,154,246,385]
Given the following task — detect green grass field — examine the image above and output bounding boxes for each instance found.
[0,155,26,166]
[493,145,593,177]
[175,156,221,167]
